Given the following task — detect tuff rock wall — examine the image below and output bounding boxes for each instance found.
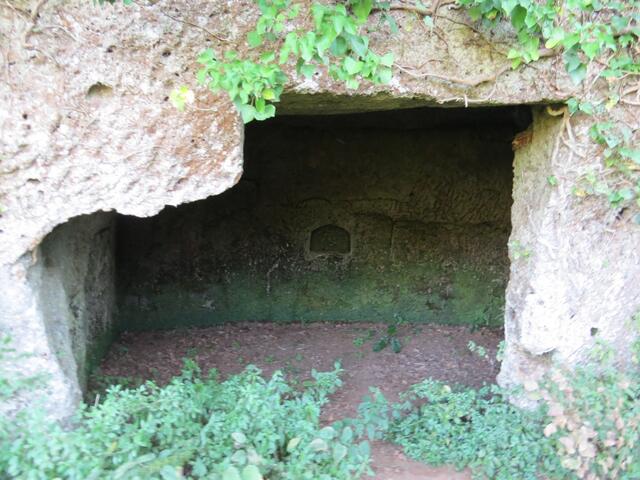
[1,0,638,416]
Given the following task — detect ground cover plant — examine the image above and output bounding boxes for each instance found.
[0,357,372,480]
[361,317,640,479]
[2,321,640,479]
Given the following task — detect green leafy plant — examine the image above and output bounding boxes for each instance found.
[195,0,393,122]
[467,340,488,359]
[0,334,43,402]
[456,0,639,211]
[102,0,640,213]
[534,314,640,479]
[372,314,406,353]
[1,360,373,479]
[508,240,531,260]
[569,121,640,209]
[387,380,565,480]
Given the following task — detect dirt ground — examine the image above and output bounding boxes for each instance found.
[94,322,503,479]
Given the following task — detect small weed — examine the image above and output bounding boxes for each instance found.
[467,341,488,359]
[496,340,506,362]
[186,347,199,358]
[352,329,376,349]
[372,314,407,354]
[509,240,532,260]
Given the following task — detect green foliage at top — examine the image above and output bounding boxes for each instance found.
[457,0,640,211]
[100,0,640,210]
[458,0,640,83]
[572,120,640,206]
[0,360,373,480]
[196,0,393,122]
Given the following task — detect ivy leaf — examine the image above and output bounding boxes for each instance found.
[299,38,315,61]
[377,67,392,84]
[260,51,275,63]
[545,28,565,49]
[309,438,329,452]
[581,41,601,60]
[620,148,640,164]
[196,68,208,85]
[311,3,325,29]
[567,97,579,115]
[247,31,262,48]
[222,467,242,480]
[468,5,482,20]
[568,64,587,84]
[373,338,388,352]
[579,102,595,115]
[241,465,263,480]
[352,0,373,23]
[197,49,216,64]
[333,13,347,34]
[500,0,518,15]
[287,437,301,451]
[262,88,276,100]
[510,6,527,30]
[507,48,523,68]
[561,33,581,50]
[564,50,587,84]
[330,37,349,56]
[341,427,353,443]
[611,15,629,32]
[390,337,402,353]
[379,52,394,67]
[348,34,369,57]
[344,56,363,75]
[299,63,316,79]
[236,103,256,123]
[333,443,348,463]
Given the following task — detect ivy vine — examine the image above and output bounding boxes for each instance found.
[194,0,394,122]
[457,0,640,212]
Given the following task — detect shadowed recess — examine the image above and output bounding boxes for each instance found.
[115,106,531,329]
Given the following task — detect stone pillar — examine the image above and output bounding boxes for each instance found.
[498,108,640,396]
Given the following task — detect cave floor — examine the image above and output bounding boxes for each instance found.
[93,322,503,480]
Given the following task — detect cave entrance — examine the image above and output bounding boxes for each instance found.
[37,104,530,475]
[116,106,529,330]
